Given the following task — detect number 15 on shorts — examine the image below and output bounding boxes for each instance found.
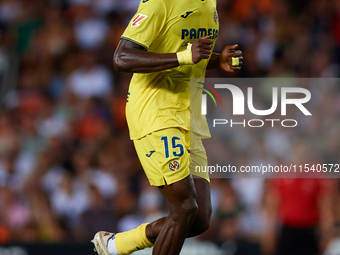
[161,136,184,159]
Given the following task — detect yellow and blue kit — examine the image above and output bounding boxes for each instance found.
[122,0,219,185]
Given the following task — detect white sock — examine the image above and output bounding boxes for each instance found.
[107,237,120,255]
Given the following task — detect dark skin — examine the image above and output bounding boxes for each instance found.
[145,177,212,243]
[114,36,243,255]
[114,36,243,73]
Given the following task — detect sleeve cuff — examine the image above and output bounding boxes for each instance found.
[120,36,149,50]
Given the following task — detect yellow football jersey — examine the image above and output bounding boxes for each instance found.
[122,0,219,140]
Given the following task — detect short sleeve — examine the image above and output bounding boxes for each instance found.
[121,0,167,49]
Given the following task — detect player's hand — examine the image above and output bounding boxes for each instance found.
[219,44,243,72]
[191,36,212,64]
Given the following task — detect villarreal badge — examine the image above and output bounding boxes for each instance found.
[169,161,180,171]
[214,9,219,24]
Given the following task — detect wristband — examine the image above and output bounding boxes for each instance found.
[176,43,193,66]
[232,57,239,66]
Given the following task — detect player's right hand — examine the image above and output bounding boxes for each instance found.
[191,36,212,64]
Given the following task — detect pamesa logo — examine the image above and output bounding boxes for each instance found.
[197,82,312,128]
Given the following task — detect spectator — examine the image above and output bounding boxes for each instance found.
[0,1,339,252]
[66,50,113,99]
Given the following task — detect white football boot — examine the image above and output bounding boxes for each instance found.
[91,231,120,255]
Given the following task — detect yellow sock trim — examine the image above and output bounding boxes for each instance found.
[140,223,153,248]
[115,223,153,255]
[176,43,193,66]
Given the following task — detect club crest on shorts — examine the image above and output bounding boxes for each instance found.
[169,161,180,171]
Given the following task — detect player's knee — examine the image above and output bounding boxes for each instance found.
[180,198,198,219]
[191,203,212,236]
[196,217,210,235]
[203,205,212,231]
[193,212,211,235]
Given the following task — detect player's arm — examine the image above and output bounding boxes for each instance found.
[207,44,243,72]
[113,36,212,73]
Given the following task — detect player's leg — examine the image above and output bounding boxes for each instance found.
[187,177,211,237]
[146,176,211,243]
[91,129,209,255]
[91,176,206,255]
[187,131,212,237]
[152,174,198,255]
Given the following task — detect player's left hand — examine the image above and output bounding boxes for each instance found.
[219,44,243,72]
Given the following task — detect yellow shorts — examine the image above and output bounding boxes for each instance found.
[133,128,209,186]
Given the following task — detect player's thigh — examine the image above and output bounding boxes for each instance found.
[158,174,198,214]
[133,128,190,186]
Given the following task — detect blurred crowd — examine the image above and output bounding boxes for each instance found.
[0,0,340,254]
